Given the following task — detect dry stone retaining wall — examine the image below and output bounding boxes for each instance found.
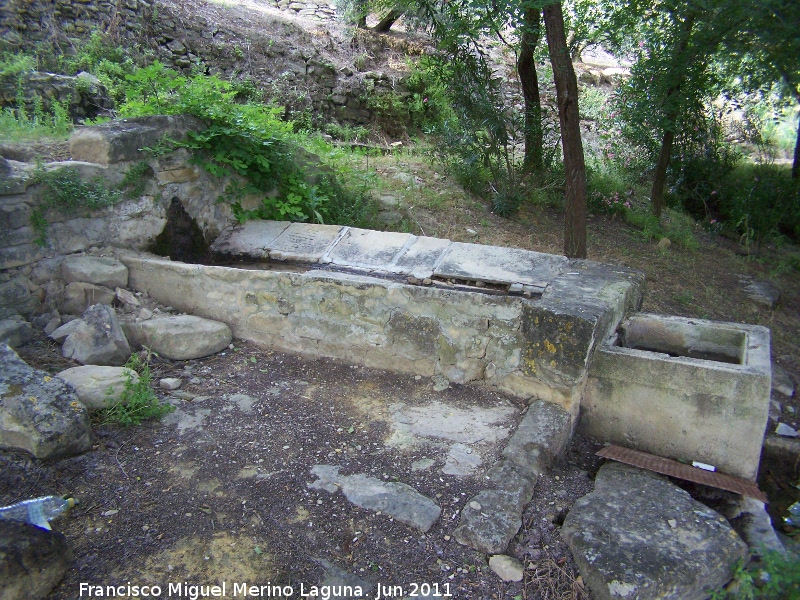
[0,0,409,127]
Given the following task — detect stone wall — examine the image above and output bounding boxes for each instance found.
[0,72,114,121]
[0,0,411,127]
[0,115,236,319]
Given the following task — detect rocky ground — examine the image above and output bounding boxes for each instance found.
[5,327,597,599]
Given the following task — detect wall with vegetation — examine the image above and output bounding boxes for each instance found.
[0,0,409,127]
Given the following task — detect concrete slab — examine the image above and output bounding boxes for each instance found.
[391,236,451,279]
[387,401,516,447]
[323,228,412,269]
[434,243,568,288]
[269,223,344,262]
[308,465,441,532]
[210,220,290,258]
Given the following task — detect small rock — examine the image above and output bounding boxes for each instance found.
[488,555,524,582]
[773,365,795,398]
[776,423,799,437]
[49,319,83,344]
[61,305,131,366]
[159,378,182,391]
[138,308,153,321]
[57,365,139,410]
[740,277,780,309]
[60,282,115,315]
[115,287,141,308]
[0,315,33,348]
[469,501,482,510]
[667,519,677,528]
[44,317,62,336]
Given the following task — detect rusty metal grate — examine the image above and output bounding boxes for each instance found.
[597,445,767,502]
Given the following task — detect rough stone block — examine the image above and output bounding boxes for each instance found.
[0,315,33,348]
[0,520,71,600]
[562,462,747,600]
[60,281,116,315]
[131,314,232,360]
[62,255,129,288]
[0,343,92,459]
[502,400,572,476]
[69,114,203,165]
[57,365,139,410]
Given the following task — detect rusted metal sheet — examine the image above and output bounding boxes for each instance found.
[597,445,767,503]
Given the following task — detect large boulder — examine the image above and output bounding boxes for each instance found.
[0,519,71,600]
[562,462,747,600]
[131,315,232,360]
[61,304,131,366]
[61,255,128,289]
[56,365,139,410]
[0,344,92,459]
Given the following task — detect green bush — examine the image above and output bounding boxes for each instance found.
[100,353,175,427]
[711,550,800,599]
[718,163,800,246]
[587,161,632,215]
[118,62,375,227]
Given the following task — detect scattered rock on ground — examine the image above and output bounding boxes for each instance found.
[454,400,571,554]
[0,519,72,600]
[0,343,92,459]
[488,554,524,582]
[115,287,140,308]
[776,423,799,437]
[48,319,82,344]
[309,464,441,532]
[56,365,139,410]
[740,277,780,309]
[773,364,795,398]
[0,315,32,348]
[442,443,482,476]
[61,304,131,366]
[313,558,374,600]
[562,462,747,600]
[129,314,232,360]
[61,255,128,289]
[159,377,182,391]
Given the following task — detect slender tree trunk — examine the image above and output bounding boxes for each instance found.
[650,14,696,216]
[518,7,544,173]
[543,2,587,259]
[793,112,799,179]
[374,8,403,32]
[650,130,674,217]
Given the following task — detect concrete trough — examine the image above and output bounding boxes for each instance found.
[581,314,771,481]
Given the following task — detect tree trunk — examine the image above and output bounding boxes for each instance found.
[374,8,403,32]
[793,102,800,179]
[650,14,696,215]
[543,2,587,259]
[650,130,674,218]
[518,7,544,173]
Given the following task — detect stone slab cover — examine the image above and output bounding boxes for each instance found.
[210,220,290,258]
[269,223,344,262]
[562,462,747,600]
[434,242,568,287]
[324,228,412,270]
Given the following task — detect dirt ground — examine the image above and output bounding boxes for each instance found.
[4,331,597,599]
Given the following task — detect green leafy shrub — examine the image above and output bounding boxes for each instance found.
[119,62,373,226]
[100,352,175,427]
[711,550,800,599]
[717,162,800,246]
[587,161,632,215]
